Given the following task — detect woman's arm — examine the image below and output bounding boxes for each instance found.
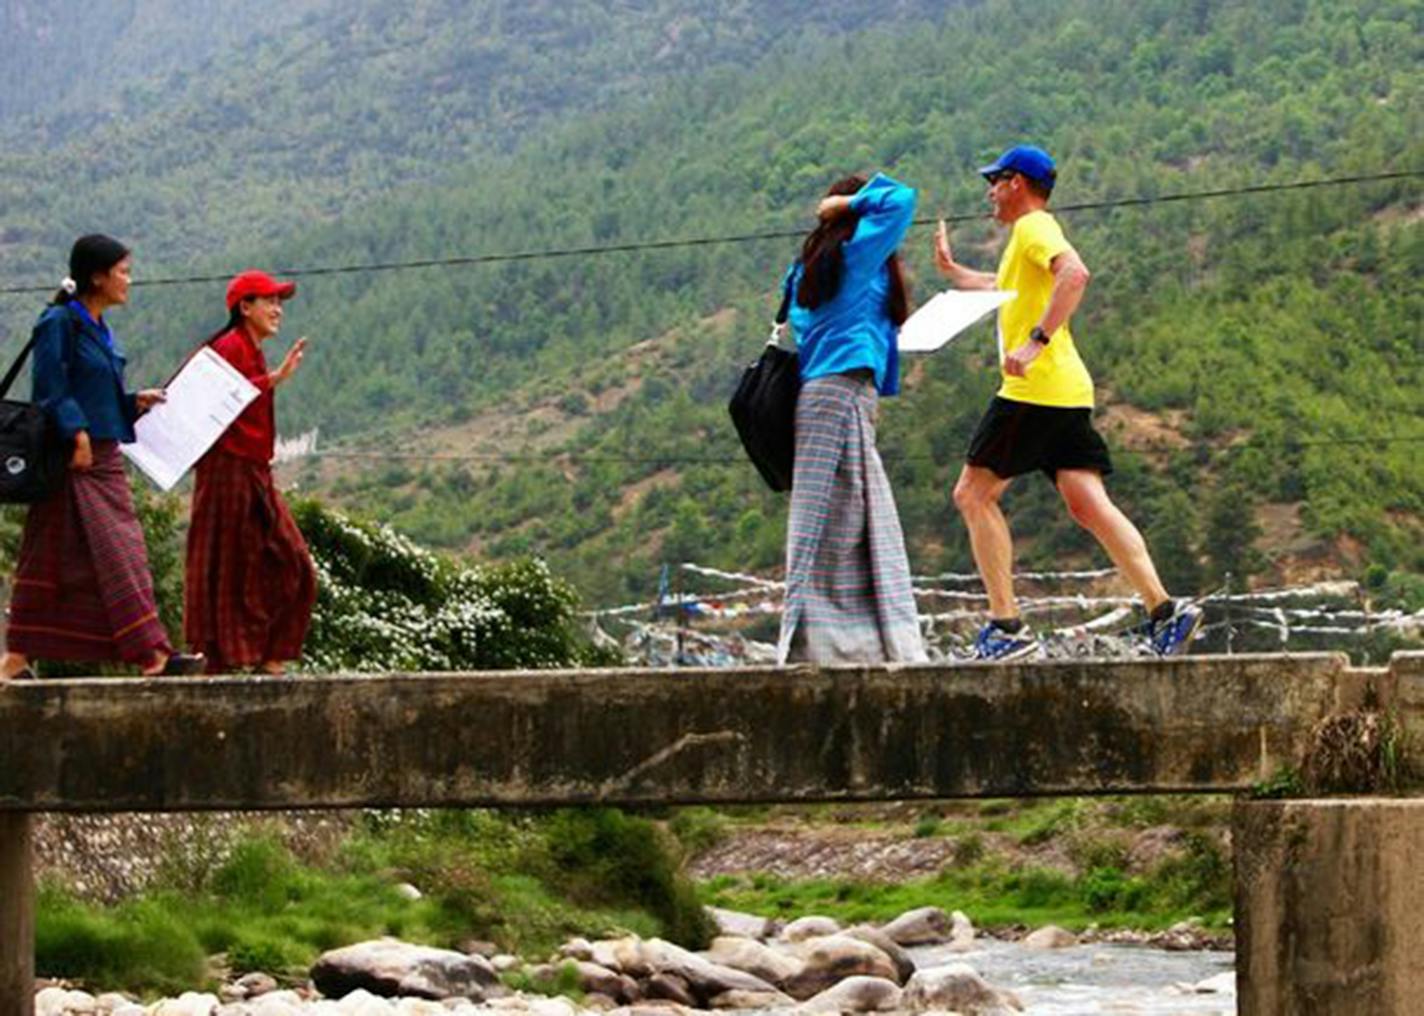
[841,173,918,276]
[30,312,89,439]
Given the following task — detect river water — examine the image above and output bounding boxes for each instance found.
[909,940,1236,1015]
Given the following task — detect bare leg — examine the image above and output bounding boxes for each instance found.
[0,653,30,682]
[953,465,1018,619]
[1056,469,1169,612]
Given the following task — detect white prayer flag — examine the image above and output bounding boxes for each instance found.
[897,289,1017,353]
[122,347,261,491]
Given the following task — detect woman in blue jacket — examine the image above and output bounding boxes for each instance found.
[777,173,927,664]
[1,235,202,680]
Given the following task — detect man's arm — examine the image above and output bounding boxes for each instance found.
[933,219,997,290]
[1037,247,1091,336]
[1002,247,1092,377]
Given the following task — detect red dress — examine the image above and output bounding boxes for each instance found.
[183,328,316,672]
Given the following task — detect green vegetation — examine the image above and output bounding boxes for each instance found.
[36,808,710,996]
[1,1,1419,615]
[293,498,620,672]
[700,796,1235,933]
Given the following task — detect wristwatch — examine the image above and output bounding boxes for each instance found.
[1029,326,1050,346]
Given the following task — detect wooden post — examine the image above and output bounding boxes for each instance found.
[0,813,34,1016]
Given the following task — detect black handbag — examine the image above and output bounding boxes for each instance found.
[728,271,800,492]
[0,329,68,504]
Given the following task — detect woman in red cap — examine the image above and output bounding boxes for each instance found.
[1,235,203,680]
[183,270,316,675]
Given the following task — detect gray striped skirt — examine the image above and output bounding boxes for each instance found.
[777,373,926,664]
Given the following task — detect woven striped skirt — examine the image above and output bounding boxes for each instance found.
[184,450,317,673]
[5,441,172,664]
[777,373,926,664]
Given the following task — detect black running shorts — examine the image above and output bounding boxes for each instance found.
[966,396,1114,481]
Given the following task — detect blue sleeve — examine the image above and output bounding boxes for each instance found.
[844,172,917,276]
[30,311,87,439]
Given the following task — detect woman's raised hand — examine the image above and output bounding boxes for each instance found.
[274,337,308,385]
[817,195,854,222]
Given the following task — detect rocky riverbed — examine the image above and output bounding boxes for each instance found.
[33,904,1235,1016]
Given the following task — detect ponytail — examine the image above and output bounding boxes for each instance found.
[796,175,911,325]
[205,308,243,346]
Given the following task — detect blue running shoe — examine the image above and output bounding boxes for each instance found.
[1149,601,1204,656]
[972,622,1038,661]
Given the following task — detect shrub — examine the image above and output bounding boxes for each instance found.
[290,498,620,672]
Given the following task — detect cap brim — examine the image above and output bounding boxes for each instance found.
[273,281,297,300]
[977,160,1005,178]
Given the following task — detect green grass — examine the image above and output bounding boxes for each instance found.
[697,797,1236,934]
[36,809,710,996]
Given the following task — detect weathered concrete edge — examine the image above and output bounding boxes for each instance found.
[3,653,1392,811]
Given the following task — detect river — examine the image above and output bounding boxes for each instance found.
[910,939,1235,1014]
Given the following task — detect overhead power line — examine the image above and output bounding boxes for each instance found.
[1,169,1418,297]
[294,433,1424,468]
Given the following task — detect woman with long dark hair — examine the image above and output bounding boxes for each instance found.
[0,235,203,680]
[183,270,315,675]
[777,173,926,663]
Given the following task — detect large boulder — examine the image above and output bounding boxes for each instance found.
[902,963,1022,1015]
[703,936,805,987]
[643,974,696,1007]
[640,938,781,1006]
[589,937,656,979]
[705,989,795,1010]
[782,935,899,1000]
[780,916,841,942]
[800,976,904,1013]
[1021,925,1077,950]
[947,911,977,952]
[311,939,498,1001]
[151,995,222,1016]
[880,906,954,946]
[843,924,916,983]
[571,961,641,1004]
[705,906,777,941]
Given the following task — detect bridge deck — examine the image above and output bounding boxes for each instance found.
[2,652,1409,811]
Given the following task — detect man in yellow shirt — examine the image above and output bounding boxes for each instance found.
[933,145,1201,660]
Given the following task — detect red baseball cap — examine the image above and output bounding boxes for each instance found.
[226,269,297,310]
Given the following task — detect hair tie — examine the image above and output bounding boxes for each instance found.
[60,277,78,295]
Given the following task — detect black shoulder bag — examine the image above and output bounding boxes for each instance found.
[0,328,69,504]
[728,270,800,492]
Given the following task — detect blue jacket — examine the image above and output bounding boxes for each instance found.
[30,303,139,442]
[785,172,916,397]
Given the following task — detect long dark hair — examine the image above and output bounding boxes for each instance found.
[205,307,244,345]
[796,175,910,325]
[51,233,130,306]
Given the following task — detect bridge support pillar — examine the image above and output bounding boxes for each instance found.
[0,812,34,1016]
[1234,798,1424,1014]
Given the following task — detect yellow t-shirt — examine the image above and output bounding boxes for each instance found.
[995,210,1094,408]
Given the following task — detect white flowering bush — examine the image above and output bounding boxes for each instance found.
[291,498,619,672]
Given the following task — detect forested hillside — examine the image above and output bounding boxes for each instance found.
[1,0,1420,608]
[0,0,951,291]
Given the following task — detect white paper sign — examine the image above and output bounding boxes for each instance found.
[897,289,1017,353]
[122,347,261,490]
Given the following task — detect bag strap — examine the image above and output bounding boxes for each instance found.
[0,332,40,399]
[774,264,796,325]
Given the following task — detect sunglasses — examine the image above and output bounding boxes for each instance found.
[985,170,1018,185]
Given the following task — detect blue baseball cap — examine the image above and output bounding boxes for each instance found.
[978,145,1057,190]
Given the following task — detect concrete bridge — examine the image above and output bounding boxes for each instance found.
[2,652,1422,1015]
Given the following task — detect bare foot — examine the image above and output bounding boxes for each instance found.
[260,660,289,676]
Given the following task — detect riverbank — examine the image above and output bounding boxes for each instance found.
[30,798,1234,1000]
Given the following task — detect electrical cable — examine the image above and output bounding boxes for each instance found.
[1,169,1417,297]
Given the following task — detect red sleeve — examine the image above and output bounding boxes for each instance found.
[211,331,273,392]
